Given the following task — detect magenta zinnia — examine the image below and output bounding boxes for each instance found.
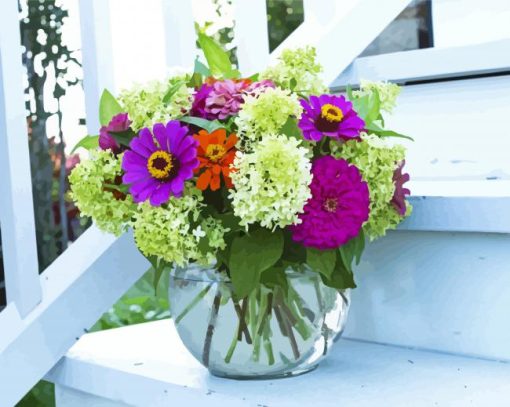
[121,120,199,206]
[99,112,131,154]
[391,160,411,215]
[291,156,370,250]
[298,94,365,141]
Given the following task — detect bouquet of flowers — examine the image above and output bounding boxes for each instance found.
[70,33,411,377]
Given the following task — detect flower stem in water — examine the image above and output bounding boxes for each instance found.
[174,283,212,325]
[202,289,222,367]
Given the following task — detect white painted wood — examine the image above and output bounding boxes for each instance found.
[233,0,270,76]
[55,385,130,407]
[271,0,412,85]
[400,194,510,234]
[48,320,510,406]
[161,0,196,70]
[0,0,42,317]
[401,180,510,233]
[383,76,510,182]
[432,0,510,48]
[79,0,115,133]
[346,231,510,361]
[0,227,149,407]
[331,39,510,87]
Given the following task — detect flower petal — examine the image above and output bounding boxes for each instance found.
[149,182,172,206]
[196,170,212,190]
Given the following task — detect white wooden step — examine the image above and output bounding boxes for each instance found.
[47,319,510,407]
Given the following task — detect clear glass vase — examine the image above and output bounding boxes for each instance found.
[168,263,350,380]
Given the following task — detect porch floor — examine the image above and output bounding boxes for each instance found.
[47,320,510,406]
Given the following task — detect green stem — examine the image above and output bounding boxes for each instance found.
[277,303,300,360]
[251,289,268,363]
[174,284,212,325]
[314,278,329,356]
[234,298,252,344]
[262,313,275,365]
[202,289,222,367]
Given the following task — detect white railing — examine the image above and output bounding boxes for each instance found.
[0,1,196,405]
[0,0,41,318]
[2,0,459,404]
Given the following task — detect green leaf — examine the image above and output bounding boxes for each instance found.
[279,117,303,140]
[108,128,137,147]
[146,255,167,295]
[99,89,123,126]
[194,58,211,77]
[306,247,336,279]
[320,251,357,289]
[228,228,284,298]
[162,80,186,104]
[351,94,370,121]
[217,212,243,233]
[197,32,240,79]
[70,134,99,153]
[248,72,259,82]
[339,230,366,273]
[345,84,354,100]
[289,77,298,91]
[179,116,225,133]
[365,122,414,141]
[282,229,306,264]
[365,88,381,125]
[260,265,288,292]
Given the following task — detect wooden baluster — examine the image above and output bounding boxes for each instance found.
[0,0,42,317]
[79,0,115,133]
[233,0,270,76]
[162,0,196,70]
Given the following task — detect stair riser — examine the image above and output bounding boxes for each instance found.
[345,230,510,361]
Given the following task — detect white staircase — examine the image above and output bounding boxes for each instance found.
[1,0,510,406]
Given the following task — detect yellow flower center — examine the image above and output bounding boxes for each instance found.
[205,144,226,162]
[321,104,344,123]
[147,150,173,179]
[324,197,338,213]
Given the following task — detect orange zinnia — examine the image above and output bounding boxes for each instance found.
[194,129,238,191]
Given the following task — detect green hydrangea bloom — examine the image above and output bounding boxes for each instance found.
[332,134,411,239]
[260,46,328,96]
[353,80,401,113]
[69,150,136,236]
[235,87,302,144]
[229,134,312,230]
[119,76,192,131]
[132,188,228,266]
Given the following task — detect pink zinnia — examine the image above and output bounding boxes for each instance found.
[205,79,247,120]
[291,156,370,250]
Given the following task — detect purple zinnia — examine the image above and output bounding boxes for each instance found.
[298,95,365,142]
[121,120,199,206]
[391,160,411,215]
[99,112,131,154]
[205,79,247,120]
[291,156,370,250]
[190,83,215,120]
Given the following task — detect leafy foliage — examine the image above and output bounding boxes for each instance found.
[229,228,284,297]
[99,89,123,126]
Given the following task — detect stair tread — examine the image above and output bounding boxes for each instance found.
[47,320,510,406]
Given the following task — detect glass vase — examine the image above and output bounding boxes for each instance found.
[168,263,350,380]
